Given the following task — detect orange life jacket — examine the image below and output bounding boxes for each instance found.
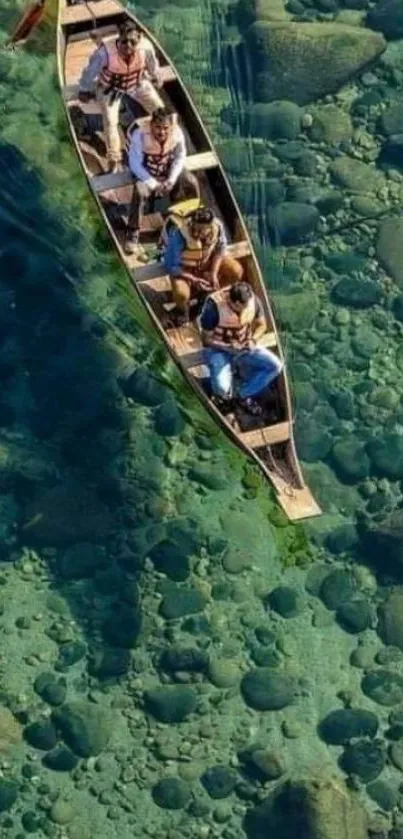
[210,289,257,345]
[99,41,146,92]
[179,218,221,271]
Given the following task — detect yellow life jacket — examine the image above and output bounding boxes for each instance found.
[210,289,256,344]
[140,115,181,180]
[177,216,221,271]
[99,41,146,92]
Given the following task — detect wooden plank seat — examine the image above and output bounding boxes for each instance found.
[61,0,126,26]
[135,273,196,311]
[91,150,219,194]
[64,65,176,102]
[240,422,291,449]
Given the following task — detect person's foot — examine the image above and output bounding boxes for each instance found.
[239,397,263,417]
[212,394,233,413]
[124,230,140,255]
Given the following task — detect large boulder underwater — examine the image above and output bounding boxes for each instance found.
[244,777,367,839]
[241,21,386,104]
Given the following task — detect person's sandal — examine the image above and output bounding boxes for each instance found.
[240,397,263,417]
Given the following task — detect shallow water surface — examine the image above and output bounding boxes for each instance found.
[0,0,402,836]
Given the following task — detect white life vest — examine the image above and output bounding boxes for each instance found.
[209,288,256,344]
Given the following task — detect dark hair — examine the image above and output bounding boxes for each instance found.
[192,208,214,226]
[151,107,173,124]
[229,282,253,305]
[118,20,140,38]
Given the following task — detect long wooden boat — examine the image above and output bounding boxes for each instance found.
[11,0,321,520]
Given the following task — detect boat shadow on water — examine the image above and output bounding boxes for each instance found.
[0,138,160,684]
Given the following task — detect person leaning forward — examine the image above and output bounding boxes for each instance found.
[163,207,243,326]
[200,281,283,416]
[78,20,164,173]
[125,107,200,254]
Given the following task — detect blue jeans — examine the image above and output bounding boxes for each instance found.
[204,347,283,399]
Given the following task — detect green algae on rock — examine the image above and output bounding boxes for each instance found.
[244,777,368,839]
[244,22,386,104]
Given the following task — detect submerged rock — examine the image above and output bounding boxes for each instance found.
[319,708,378,745]
[320,570,358,610]
[376,218,403,288]
[310,105,353,144]
[43,746,78,772]
[362,669,403,706]
[331,277,381,308]
[122,368,169,406]
[378,591,403,649]
[367,0,403,39]
[245,100,301,139]
[201,765,238,799]
[0,707,22,753]
[34,673,67,707]
[367,434,403,479]
[266,586,305,618]
[144,685,197,723]
[337,599,372,634]
[332,438,370,482]
[159,645,209,674]
[24,719,58,751]
[160,585,208,619]
[52,702,112,757]
[149,539,191,581]
[241,668,296,711]
[340,739,386,782]
[152,777,190,810]
[268,202,319,245]
[154,401,185,437]
[244,777,368,839]
[0,779,18,813]
[366,779,398,811]
[330,156,384,194]
[244,22,386,105]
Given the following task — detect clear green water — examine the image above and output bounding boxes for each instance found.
[0,0,402,836]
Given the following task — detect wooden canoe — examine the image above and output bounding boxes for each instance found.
[55,0,321,521]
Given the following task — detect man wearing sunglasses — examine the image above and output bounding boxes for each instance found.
[78,21,164,173]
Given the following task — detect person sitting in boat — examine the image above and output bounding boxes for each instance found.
[78,21,164,173]
[200,281,283,416]
[125,107,200,255]
[163,207,243,326]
